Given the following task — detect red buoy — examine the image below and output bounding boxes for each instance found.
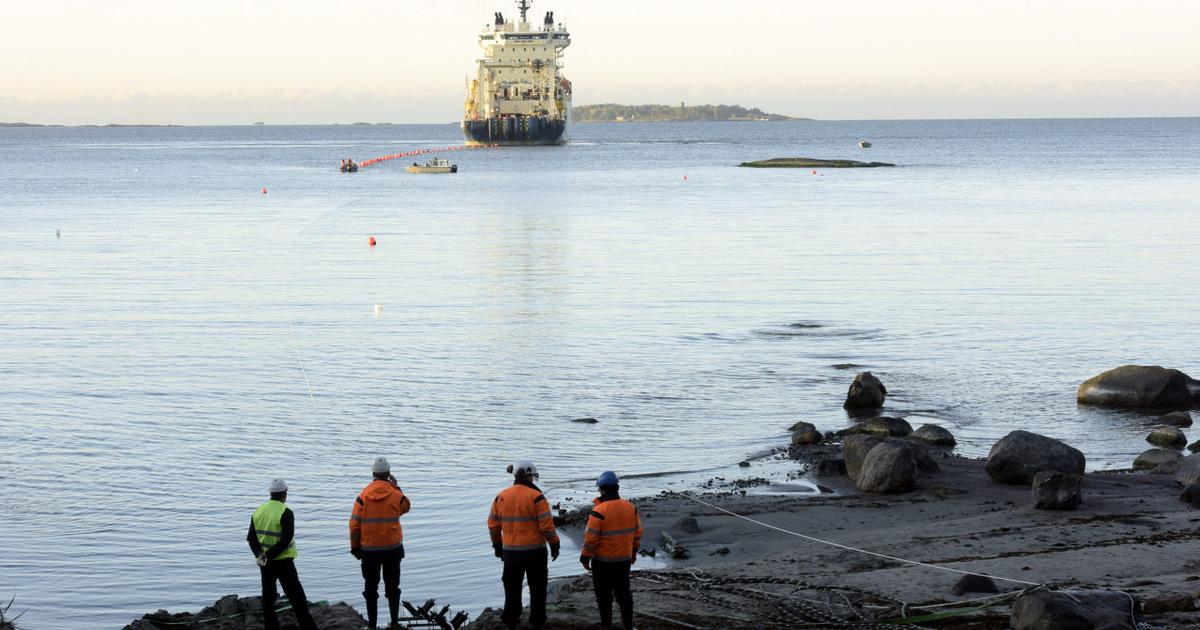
[261,187,268,194]
[369,236,377,247]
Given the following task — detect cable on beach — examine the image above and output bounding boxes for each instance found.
[684,493,1042,587]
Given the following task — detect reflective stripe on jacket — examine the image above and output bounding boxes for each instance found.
[253,500,297,560]
[487,482,559,552]
[350,479,410,552]
[581,496,642,562]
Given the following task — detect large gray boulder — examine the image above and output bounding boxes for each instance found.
[1010,589,1138,630]
[856,441,916,494]
[1175,453,1200,486]
[1077,365,1195,410]
[1133,448,1183,472]
[842,434,884,481]
[1146,426,1187,448]
[909,423,956,446]
[985,430,1086,485]
[1032,471,1082,510]
[843,371,886,409]
[859,415,912,438]
[1159,411,1194,427]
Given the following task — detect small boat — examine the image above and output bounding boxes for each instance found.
[406,157,458,174]
[340,159,358,173]
[858,140,872,149]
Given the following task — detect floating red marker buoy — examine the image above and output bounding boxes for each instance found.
[261,187,267,194]
[683,175,688,181]
[811,170,817,175]
[369,236,377,247]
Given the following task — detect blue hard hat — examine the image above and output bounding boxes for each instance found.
[596,470,619,487]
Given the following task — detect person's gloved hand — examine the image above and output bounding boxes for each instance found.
[256,554,268,567]
[493,544,503,559]
[580,555,591,571]
[549,541,560,561]
[350,548,362,560]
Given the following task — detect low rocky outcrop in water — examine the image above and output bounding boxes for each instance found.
[739,157,896,168]
[1010,589,1139,629]
[985,430,1086,485]
[858,415,912,438]
[843,372,887,409]
[788,421,822,445]
[909,423,956,446]
[1032,471,1082,510]
[1147,427,1188,448]
[1077,365,1198,410]
[123,595,365,630]
[1160,411,1194,427]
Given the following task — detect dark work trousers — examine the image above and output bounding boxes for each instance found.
[259,558,319,630]
[361,547,403,628]
[501,550,549,629]
[591,560,634,629]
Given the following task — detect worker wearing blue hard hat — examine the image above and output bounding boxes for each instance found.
[580,470,642,630]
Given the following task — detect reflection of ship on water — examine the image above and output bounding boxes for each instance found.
[462,0,572,146]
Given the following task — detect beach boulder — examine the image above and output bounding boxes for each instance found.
[856,441,917,494]
[1010,590,1138,630]
[1179,484,1200,508]
[1133,448,1182,472]
[1146,427,1187,449]
[1032,471,1082,510]
[814,458,847,477]
[842,434,884,481]
[1189,440,1200,454]
[789,422,823,445]
[894,438,941,473]
[1077,365,1195,410]
[1159,411,1194,427]
[1174,453,1200,487]
[843,372,886,409]
[859,415,912,438]
[909,423,957,447]
[985,430,1086,485]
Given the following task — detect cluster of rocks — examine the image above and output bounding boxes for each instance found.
[122,595,366,630]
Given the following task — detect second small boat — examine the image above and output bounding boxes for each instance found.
[407,157,458,174]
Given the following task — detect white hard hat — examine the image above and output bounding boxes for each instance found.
[269,478,288,493]
[372,457,391,474]
[512,459,538,478]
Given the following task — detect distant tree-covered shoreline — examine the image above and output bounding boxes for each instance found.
[572,103,806,122]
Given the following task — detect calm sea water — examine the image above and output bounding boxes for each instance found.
[2,119,1198,628]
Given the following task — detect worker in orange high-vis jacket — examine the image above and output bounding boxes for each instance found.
[350,456,411,630]
[580,470,642,630]
[487,459,560,630]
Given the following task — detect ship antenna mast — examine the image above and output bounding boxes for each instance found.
[517,0,531,22]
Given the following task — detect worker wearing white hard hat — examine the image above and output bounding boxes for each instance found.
[247,479,318,630]
[487,459,560,629]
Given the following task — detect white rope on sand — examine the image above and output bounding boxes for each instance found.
[684,493,1042,587]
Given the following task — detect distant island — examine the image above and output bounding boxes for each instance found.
[572,103,807,122]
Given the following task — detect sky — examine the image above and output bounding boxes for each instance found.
[1,0,1197,124]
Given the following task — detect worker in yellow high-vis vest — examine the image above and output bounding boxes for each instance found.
[247,478,320,630]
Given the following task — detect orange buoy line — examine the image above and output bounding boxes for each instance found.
[357,143,500,168]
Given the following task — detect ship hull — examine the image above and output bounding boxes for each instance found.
[462,116,567,146]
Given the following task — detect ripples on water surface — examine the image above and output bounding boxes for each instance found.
[2,119,1199,627]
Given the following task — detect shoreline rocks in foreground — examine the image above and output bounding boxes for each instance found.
[123,596,365,630]
[738,157,896,168]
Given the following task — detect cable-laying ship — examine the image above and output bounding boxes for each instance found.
[462,1,572,146]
